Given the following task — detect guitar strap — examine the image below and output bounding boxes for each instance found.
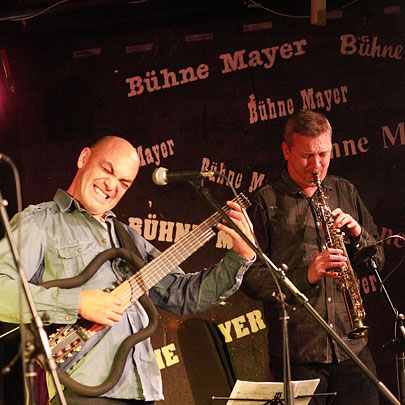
[112,217,145,272]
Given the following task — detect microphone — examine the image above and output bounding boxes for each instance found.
[0,153,11,164]
[353,240,384,263]
[152,167,216,186]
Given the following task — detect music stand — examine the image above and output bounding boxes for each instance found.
[212,378,321,405]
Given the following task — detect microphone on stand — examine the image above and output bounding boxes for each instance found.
[152,167,217,186]
[0,153,12,164]
[353,240,384,263]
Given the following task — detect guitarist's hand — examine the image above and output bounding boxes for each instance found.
[216,201,256,261]
[79,290,124,327]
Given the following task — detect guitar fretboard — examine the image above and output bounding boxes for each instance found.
[49,193,251,362]
[111,193,250,308]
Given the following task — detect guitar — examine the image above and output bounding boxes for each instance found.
[45,193,251,368]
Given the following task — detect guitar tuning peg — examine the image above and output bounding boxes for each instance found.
[57,359,65,364]
[74,347,81,352]
[67,353,73,358]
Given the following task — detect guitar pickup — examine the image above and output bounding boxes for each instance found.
[104,280,122,293]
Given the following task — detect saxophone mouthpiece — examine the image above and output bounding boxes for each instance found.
[312,172,321,186]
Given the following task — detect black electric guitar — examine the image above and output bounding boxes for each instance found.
[43,193,251,373]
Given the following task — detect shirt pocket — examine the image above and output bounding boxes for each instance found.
[57,241,96,278]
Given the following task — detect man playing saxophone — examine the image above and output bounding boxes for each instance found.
[242,109,384,405]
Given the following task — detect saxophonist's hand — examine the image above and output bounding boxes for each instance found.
[307,248,347,284]
[331,208,361,238]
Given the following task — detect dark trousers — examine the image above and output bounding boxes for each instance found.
[270,346,379,405]
[50,389,155,405]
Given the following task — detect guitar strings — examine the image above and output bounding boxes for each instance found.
[116,212,222,306]
[50,209,221,361]
[115,194,250,305]
[50,194,249,361]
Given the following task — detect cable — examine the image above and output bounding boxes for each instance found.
[9,0,71,22]
[380,235,405,286]
[247,0,310,19]
[247,0,360,19]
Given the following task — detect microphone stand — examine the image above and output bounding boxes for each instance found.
[366,256,405,404]
[190,180,400,405]
[280,282,293,405]
[0,188,67,405]
[191,181,294,404]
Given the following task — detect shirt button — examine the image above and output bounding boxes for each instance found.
[65,316,70,321]
[77,248,82,253]
[327,297,332,302]
[102,238,107,243]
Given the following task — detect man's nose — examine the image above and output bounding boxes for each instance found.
[104,176,118,190]
[311,155,322,169]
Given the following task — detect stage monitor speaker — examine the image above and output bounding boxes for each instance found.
[177,318,235,405]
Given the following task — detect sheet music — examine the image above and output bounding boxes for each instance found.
[226,379,320,405]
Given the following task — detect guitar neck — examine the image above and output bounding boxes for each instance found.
[48,193,250,364]
[112,193,250,307]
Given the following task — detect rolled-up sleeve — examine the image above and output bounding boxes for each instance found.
[0,208,81,325]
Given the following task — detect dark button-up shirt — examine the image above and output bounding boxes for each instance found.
[242,169,384,363]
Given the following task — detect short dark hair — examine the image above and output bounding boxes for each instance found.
[284,109,332,147]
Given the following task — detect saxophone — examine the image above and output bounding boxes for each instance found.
[312,172,369,339]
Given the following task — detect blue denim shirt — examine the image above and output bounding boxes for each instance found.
[0,189,253,401]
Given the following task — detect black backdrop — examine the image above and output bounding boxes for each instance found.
[0,1,404,404]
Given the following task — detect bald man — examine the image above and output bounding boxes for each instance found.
[0,136,255,404]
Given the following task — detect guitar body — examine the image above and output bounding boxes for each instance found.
[40,193,250,396]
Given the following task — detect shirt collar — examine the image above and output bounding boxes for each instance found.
[321,176,334,191]
[281,167,301,195]
[53,189,115,219]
